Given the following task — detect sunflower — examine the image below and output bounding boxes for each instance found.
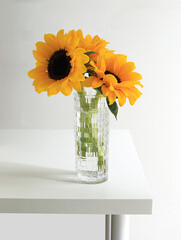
[76,30,111,59]
[28,30,89,96]
[83,53,143,106]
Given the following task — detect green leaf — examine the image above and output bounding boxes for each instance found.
[106,97,118,120]
[85,51,98,56]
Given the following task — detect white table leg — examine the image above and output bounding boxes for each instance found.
[105,215,111,240]
[111,215,129,240]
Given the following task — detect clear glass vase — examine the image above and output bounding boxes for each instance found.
[74,87,109,184]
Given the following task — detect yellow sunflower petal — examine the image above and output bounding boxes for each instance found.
[47,80,68,97]
[32,50,46,63]
[121,62,136,74]
[44,33,59,51]
[75,52,89,65]
[36,41,53,59]
[61,80,73,96]
[82,76,95,87]
[47,85,61,96]
[129,80,143,87]
[91,35,109,52]
[92,79,103,89]
[97,55,106,72]
[125,72,142,81]
[115,90,126,107]
[128,87,142,105]
[34,78,54,89]
[66,32,79,50]
[34,84,44,94]
[32,72,49,81]
[76,29,83,39]
[35,62,43,67]
[75,47,86,54]
[101,85,111,97]
[92,35,101,44]
[33,76,55,96]
[119,81,137,88]
[103,74,117,86]
[57,29,65,48]
[114,54,127,75]
[33,79,48,93]
[122,73,142,82]
[74,61,87,74]
[105,55,116,72]
[84,34,92,43]
[70,71,85,83]
[89,60,104,77]
[33,76,52,86]
[119,87,130,97]
[28,66,47,79]
[72,81,82,92]
[75,48,89,63]
[108,91,117,105]
[57,29,64,39]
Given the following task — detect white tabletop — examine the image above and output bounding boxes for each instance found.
[0,129,152,214]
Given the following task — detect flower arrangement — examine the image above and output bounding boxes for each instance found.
[28,29,142,119]
[28,29,143,183]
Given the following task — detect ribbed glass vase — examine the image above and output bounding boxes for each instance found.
[74,87,109,184]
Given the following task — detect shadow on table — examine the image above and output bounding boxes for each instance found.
[0,162,76,184]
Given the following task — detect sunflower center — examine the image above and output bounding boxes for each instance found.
[105,70,121,83]
[48,49,71,80]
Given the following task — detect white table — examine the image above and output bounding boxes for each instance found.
[0,129,152,240]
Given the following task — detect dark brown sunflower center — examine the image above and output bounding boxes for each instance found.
[48,49,71,80]
[105,70,121,83]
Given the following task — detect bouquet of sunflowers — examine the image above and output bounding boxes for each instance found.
[28,29,143,183]
[28,29,142,119]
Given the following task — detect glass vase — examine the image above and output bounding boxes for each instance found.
[74,87,109,184]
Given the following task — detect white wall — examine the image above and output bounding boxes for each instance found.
[0,0,181,239]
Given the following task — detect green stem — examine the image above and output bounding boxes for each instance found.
[77,87,104,170]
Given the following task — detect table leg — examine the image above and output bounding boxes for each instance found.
[105,215,111,240]
[111,215,129,240]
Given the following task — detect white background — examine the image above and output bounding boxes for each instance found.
[0,0,181,239]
